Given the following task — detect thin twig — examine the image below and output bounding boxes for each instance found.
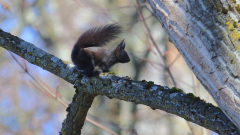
[167,54,181,68]
[186,121,195,135]
[9,52,118,135]
[135,0,177,86]
[86,117,118,135]
[73,0,147,11]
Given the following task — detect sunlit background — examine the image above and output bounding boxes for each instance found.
[0,0,218,135]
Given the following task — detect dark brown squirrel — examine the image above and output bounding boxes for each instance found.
[71,24,130,77]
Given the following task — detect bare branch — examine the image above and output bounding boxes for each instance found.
[147,0,240,130]
[0,28,239,134]
[136,0,177,86]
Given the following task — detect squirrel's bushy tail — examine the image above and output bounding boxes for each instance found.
[71,24,122,58]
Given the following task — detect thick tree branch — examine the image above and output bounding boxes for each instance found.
[0,29,78,84]
[0,29,239,134]
[147,0,240,129]
[61,90,95,135]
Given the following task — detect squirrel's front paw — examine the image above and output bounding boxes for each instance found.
[93,71,100,76]
[85,71,100,77]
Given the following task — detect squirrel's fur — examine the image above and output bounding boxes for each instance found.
[71,24,130,77]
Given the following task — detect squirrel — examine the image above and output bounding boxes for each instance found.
[71,24,130,77]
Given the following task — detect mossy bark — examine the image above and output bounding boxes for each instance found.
[147,0,240,129]
[0,23,239,134]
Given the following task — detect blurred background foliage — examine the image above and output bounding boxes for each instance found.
[0,0,218,135]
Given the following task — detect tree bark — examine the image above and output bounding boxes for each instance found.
[61,90,95,135]
[147,0,240,129]
[0,23,239,133]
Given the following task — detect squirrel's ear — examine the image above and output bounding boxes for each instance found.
[116,44,121,52]
[116,40,125,52]
[121,40,125,49]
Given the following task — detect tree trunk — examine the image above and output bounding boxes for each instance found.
[147,0,240,129]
